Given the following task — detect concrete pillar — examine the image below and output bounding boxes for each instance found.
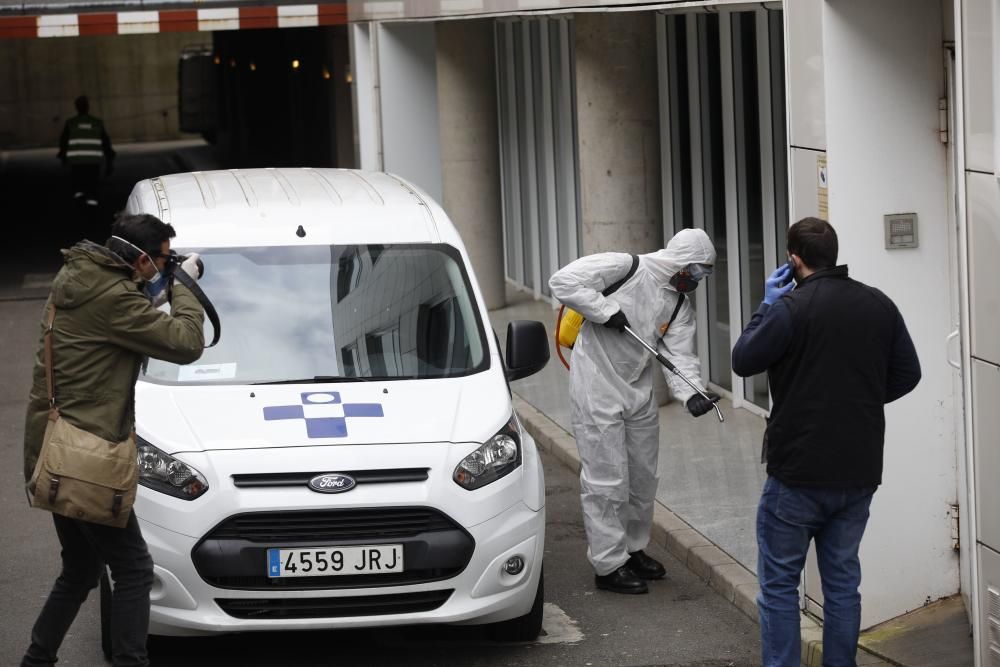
[436,19,506,310]
[574,12,663,256]
[575,12,669,404]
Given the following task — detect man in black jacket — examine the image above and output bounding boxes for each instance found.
[732,218,921,667]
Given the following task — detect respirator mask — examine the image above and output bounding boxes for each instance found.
[669,263,713,293]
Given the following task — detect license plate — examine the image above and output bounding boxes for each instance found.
[267,545,404,578]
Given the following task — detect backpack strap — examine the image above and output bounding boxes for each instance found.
[661,293,686,336]
[602,254,640,297]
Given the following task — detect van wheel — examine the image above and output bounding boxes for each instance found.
[100,572,112,660]
[488,568,544,642]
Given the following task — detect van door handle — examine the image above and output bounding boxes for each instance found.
[946,330,961,370]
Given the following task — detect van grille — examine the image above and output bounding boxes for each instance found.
[193,507,474,591]
[206,507,457,542]
[216,590,453,619]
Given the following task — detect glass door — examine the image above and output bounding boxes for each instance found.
[657,7,789,412]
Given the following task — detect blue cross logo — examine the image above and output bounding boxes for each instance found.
[263,392,384,438]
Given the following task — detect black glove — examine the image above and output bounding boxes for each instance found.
[603,310,630,333]
[687,392,720,418]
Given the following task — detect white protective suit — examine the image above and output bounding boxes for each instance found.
[548,228,717,575]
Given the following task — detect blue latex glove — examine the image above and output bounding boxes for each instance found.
[763,263,795,305]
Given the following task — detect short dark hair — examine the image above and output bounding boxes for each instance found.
[108,213,176,258]
[74,95,89,114]
[787,217,838,270]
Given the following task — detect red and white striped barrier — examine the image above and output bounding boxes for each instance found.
[0,3,346,39]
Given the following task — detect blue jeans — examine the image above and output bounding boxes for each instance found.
[756,476,876,667]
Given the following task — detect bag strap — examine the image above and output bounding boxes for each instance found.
[602,254,640,297]
[43,303,58,414]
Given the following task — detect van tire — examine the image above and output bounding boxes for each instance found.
[100,572,112,660]
[487,568,544,642]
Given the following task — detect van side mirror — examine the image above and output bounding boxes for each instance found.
[505,320,549,382]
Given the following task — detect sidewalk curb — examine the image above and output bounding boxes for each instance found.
[512,393,889,667]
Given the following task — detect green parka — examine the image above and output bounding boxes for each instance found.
[23,241,205,481]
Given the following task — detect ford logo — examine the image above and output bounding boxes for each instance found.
[308,473,357,494]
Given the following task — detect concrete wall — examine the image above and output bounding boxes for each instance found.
[436,20,505,310]
[0,32,209,149]
[574,12,663,255]
[784,0,827,222]
[822,0,960,628]
[377,22,443,203]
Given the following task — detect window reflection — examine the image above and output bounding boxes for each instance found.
[143,244,488,385]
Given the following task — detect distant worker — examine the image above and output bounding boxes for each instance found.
[549,229,719,595]
[58,95,115,207]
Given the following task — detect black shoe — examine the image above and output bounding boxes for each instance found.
[627,550,666,580]
[594,565,649,594]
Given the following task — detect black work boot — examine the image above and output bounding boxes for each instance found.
[627,550,667,580]
[594,565,648,594]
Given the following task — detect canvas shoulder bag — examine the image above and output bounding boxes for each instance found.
[27,304,138,528]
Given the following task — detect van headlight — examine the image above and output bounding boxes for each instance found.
[453,415,521,491]
[136,437,209,500]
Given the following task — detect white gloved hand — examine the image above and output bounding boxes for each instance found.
[178,253,203,282]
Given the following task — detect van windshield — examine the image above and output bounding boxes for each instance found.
[142,244,490,385]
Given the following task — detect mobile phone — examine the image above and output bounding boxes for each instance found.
[784,260,796,287]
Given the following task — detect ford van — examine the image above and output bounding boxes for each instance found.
[100,168,550,652]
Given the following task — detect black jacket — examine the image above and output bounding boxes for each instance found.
[732,266,921,487]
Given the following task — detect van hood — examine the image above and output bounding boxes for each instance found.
[135,372,512,454]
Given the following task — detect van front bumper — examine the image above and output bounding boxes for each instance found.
[143,500,544,636]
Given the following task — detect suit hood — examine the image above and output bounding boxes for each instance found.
[640,228,717,285]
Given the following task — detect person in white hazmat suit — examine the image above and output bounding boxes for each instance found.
[549,228,719,594]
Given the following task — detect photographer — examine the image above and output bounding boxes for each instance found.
[732,218,921,666]
[21,214,205,667]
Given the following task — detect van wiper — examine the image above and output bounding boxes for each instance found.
[254,375,417,385]
[253,376,371,385]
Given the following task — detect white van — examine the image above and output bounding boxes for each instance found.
[105,168,550,651]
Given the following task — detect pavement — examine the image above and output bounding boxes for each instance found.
[511,396,890,667]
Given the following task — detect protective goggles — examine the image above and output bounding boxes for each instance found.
[685,263,714,281]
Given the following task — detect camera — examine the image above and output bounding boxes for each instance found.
[163,250,204,280]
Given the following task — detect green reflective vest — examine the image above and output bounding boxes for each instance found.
[64,114,106,166]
